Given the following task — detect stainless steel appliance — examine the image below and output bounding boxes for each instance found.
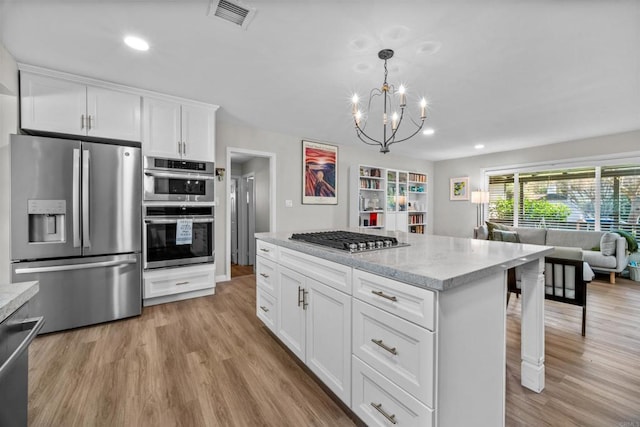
[143,156,215,202]
[0,303,44,427]
[144,205,214,269]
[10,134,142,334]
[289,230,408,252]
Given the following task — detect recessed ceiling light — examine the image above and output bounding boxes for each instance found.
[124,36,149,51]
[422,128,435,136]
[474,144,485,149]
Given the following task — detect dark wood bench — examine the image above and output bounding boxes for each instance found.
[507,257,588,336]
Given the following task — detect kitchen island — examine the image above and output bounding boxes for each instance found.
[255,230,553,427]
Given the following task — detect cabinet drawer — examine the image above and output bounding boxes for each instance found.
[353,299,434,407]
[256,240,278,261]
[353,269,435,330]
[144,265,215,299]
[352,356,433,427]
[256,287,277,333]
[256,257,277,294]
[279,246,352,294]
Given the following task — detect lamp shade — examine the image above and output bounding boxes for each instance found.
[471,191,490,204]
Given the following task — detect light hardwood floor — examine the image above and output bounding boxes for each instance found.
[28,274,640,426]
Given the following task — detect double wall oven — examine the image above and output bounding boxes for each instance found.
[143,157,215,270]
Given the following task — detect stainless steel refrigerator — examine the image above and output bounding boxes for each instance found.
[10,134,142,334]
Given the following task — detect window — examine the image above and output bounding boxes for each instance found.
[488,164,640,236]
[601,166,640,232]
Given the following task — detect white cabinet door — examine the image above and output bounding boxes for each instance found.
[142,96,182,159]
[306,278,352,405]
[277,265,306,361]
[181,103,215,161]
[20,72,86,135]
[87,86,141,141]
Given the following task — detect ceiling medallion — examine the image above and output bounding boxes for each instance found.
[351,49,427,154]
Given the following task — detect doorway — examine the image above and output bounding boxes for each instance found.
[226,148,276,280]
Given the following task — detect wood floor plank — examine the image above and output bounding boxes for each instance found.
[28,274,640,426]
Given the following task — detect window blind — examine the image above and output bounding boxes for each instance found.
[601,165,640,232]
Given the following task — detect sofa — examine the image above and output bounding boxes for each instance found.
[474,223,629,284]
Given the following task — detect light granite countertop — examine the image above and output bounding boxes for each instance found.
[0,281,39,323]
[255,230,554,291]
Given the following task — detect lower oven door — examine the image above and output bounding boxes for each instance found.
[144,217,214,269]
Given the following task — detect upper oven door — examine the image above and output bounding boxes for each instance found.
[143,170,215,202]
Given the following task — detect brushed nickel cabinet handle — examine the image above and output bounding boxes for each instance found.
[81,114,85,130]
[303,289,309,310]
[371,290,398,302]
[178,141,181,154]
[183,141,187,155]
[175,281,189,286]
[298,286,303,307]
[260,273,269,278]
[371,339,398,355]
[87,115,92,130]
[260,248,270,253]
[260,305,269,313]
[371,403,397,424]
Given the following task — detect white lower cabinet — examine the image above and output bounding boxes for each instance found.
[277,265,352,405]
[352,298,435,407]
[256,287,277,333]
[143,263,215,306]
[352,356,433,427]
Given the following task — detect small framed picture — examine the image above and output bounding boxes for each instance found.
[302,140,338,205]
[450,177,469,201]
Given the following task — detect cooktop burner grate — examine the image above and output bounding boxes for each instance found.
[289,230,408,253]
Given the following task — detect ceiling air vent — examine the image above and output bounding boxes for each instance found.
[207,0,256,30]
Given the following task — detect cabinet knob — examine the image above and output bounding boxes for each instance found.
[260,305,269,313]
[260,273,269,278]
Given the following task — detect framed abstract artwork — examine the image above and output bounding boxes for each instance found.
[302,140,338,205]
[450,176,469,201]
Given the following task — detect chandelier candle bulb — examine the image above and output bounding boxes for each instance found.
[352,94,359,115]
[420,98,427,119]
[392,112,399,130]
[398,85,407,107]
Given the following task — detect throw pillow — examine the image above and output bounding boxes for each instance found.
[493,230,521,243]
[600,232,617,256]
[486,221,510,241]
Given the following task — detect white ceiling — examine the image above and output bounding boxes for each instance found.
[1,0,638,161]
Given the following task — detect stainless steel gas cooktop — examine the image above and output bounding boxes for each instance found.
[289,230,409,253]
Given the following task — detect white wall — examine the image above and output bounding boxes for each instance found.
[0,41,18,283]
[433,130,640,238]
[216,120,435,278]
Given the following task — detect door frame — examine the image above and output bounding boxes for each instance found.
[224,147,276,281]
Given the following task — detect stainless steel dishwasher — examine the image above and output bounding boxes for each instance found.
[0,302,44,427]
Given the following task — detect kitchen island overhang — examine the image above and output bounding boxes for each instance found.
[255,229,552,426]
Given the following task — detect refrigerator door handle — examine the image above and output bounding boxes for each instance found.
[73,148,81,248]
[14,259,137,275]
[82,149,91,249]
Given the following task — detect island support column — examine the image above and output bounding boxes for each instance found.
[519,257,545,392]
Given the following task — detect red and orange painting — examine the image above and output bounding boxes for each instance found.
[302,140,338,204]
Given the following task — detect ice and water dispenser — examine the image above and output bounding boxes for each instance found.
[27,200,66,243]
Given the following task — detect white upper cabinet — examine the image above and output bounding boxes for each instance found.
[20,71,141,141]
[143,97,216,161]
[142,97,182,159]
[86,86,141,141]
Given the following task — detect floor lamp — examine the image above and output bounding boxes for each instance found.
[471,191,490,227]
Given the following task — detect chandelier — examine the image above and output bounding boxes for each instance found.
[351,49,427,154]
